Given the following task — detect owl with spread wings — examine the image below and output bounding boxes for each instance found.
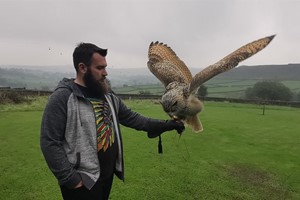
[147,35,275,132]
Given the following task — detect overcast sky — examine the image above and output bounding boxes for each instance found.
[0,0,299,71]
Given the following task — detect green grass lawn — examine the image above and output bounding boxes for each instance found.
[0,98,299,199]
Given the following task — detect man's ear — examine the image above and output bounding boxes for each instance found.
[78,63,87,74]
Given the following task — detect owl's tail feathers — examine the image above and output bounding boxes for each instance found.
[186,115,203,133]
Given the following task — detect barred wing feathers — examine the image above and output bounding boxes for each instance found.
[147,41,193,87]
[189,35,275,94]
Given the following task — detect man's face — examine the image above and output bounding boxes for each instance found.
[89,53,108,81]
[83,53,109,96]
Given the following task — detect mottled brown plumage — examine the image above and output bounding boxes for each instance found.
[147,35,275,132]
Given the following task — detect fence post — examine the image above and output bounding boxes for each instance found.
[262,101,266,115]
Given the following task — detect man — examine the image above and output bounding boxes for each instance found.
[40,43,184,200]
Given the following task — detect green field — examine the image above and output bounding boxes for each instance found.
[112,79,300,99]
[0,97,300,199]
[206,79,300,98]
[113,84,164,95]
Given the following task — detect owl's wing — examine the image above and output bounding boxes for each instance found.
[189,35,275,94]
[147,41,193,87]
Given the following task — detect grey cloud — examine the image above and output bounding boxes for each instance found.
[0,0,299,68]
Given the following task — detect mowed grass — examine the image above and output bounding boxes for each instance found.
[0,98,299,199]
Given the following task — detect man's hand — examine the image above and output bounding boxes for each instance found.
[74,181,83,189]
[147,119,185,138]
[166,120,185,134]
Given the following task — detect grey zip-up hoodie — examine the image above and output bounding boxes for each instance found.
[40,78,170,190]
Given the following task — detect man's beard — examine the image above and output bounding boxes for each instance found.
[83,69,109,97]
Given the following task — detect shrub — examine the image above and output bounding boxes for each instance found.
[0,90,29,104]
[245,81,293,101]
[197,84,208,97]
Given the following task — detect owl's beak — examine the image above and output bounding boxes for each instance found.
[171,115,183,122]
[172,116,179,120]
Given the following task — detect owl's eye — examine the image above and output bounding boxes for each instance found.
[172,101,178,107]
[170,101,178,112]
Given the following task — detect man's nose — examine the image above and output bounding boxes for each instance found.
[102,69,108,76]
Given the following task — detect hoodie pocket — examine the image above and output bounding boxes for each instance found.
[74,152,81,169]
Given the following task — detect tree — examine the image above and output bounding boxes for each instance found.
[197,85,208,97]
[245,81,293,101]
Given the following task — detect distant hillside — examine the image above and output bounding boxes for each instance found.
[112,64,300,83]
[0,67,75,90]
[0,64,299,90]
[213,64,300,80]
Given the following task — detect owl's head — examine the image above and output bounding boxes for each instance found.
[161,87,188,120]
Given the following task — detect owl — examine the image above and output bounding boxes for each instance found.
[147,35,275,132]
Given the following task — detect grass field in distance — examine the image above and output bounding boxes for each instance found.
[112,79,300,99]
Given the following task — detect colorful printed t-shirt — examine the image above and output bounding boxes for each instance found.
[88,98,115,152]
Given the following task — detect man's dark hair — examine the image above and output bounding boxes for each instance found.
[73,43,107,72]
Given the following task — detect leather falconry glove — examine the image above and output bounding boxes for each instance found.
[147,119,185,138]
